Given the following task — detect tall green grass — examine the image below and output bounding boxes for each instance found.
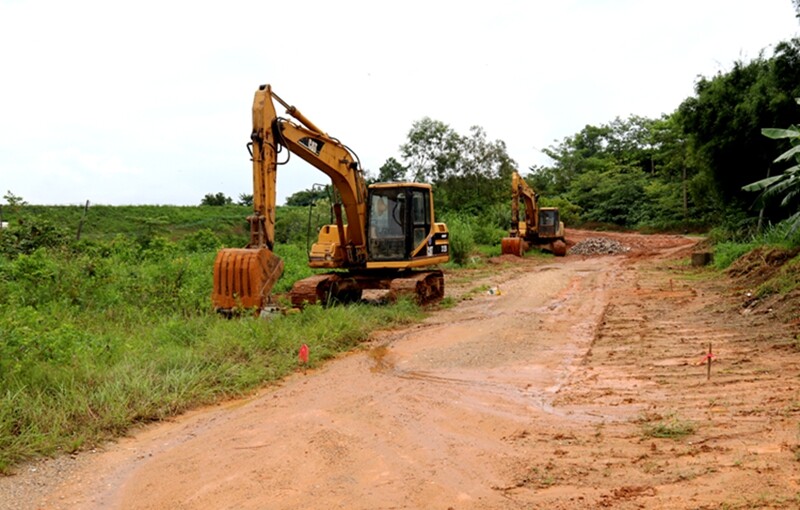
[0,300,423,473]
[0,219,424,473]
[713,220,800,270]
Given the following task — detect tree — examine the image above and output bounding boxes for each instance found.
[284,186,330,207]
[677,38,800,217]
[200,192,232,206]
[399,118,516,214]
[529,112,701,229]
[3,191,27,208]
[1,190,28,221]
[377,157,407,182]
[237,193,253,207]
[536,123,616,196]
[568,166,652,227]
[400,118,462,182]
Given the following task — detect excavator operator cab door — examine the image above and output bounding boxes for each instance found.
[367,185,431,261]
[538,209,559,238]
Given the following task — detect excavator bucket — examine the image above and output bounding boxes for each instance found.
[501,237,526,257]
[212,247,284,311]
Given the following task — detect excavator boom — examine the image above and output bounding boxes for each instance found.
[212,84,448,313]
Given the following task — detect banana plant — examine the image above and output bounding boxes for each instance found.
[743,103,800,234]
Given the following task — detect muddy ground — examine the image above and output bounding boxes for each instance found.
[5,229,800,509]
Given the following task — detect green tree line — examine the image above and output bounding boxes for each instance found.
[286,36,800,240]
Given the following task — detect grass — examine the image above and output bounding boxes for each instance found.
[753,253,800,298]
[475,243,502,258]
[713,241,756,270]
[0,205,515,474]
[0,295,425,474]
[641,414,696,439]
[712,220,800,271]
[0,207,439,474]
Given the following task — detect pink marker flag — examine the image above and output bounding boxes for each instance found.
[298,343,310,364]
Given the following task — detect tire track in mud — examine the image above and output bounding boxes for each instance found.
[30,254,625,510]
[503,256,800,509]
[377,258,621,420]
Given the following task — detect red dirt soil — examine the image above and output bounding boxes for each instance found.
[6,229,800,509]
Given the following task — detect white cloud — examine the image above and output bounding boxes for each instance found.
[1,0,797,205]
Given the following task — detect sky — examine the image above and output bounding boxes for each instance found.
[1,0,798,206]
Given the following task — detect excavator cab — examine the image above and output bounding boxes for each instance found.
[366,183,443,262]
[538,208,560,238]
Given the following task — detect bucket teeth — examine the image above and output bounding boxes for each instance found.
[212,248,284,311]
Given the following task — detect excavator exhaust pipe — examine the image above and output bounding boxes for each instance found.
[212,247,284,312]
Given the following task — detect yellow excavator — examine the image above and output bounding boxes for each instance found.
[212,84,449,313]
[500,171,566,257]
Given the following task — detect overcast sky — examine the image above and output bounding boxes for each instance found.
[1,0,798,206]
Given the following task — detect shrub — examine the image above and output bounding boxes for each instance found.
[713,242,755,270]
[443,214,475,265]
[180,228,222,252]
[0,216,71,258]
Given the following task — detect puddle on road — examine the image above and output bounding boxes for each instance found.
[368,344,395,373]
[386,366,604,422]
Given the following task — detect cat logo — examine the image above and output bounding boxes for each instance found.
[298,137,324,156]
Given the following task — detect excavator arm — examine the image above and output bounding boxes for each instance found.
[509,170,539,238]
[249,85,369,259]
[213,84,370,312]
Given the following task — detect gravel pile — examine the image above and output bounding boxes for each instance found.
[568,237,631,255]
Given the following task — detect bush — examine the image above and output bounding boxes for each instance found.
[713,241,756,270]
[443,214,475,265]
[472,223,505,246]
[180,228,222,252]
[0,216,71,258]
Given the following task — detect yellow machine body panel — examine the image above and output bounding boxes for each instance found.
[212,84,449,312]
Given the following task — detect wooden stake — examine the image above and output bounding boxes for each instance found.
[707,343,712,380]
[76,200,90,241]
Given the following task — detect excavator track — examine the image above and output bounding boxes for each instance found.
[289,274,363,308]
[388,270,445,306]
[290,270,445,308]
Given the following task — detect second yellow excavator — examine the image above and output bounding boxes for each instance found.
[500,171,566,257]
[211,84,450,313]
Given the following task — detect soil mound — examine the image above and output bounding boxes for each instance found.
[726,246,800,285]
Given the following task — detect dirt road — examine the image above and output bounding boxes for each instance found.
[10,230,800,509]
